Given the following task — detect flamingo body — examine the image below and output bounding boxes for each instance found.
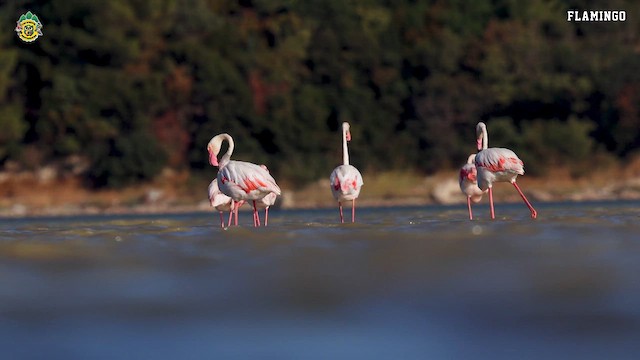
[208,179,235,228]
[208,179,233,212]
[475,148,524,191]
[330,165,363,202]
[217,160,281,201]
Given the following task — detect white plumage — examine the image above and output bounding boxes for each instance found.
[330,122,363,223]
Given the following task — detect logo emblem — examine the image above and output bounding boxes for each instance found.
[16,11,43,43]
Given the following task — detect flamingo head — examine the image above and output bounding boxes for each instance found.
[342,122,351,141]
[207,135,225,167]
[207,145,219,167]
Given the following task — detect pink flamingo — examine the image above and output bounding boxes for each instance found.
[474,122,537,219]
[330,122,364,223]
[254,165,278,226]
[207,179,236,228]
[207,133,281,227]
[459,154,486,220]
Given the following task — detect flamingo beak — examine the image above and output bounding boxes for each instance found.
[346,131,352,141]
[209,150,218,167]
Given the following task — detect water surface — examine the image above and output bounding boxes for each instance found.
[1,201,640,359]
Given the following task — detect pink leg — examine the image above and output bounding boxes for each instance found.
[467,196,473,220]
[338,201,344,223]
[488,187,495,220]
[233,200,245,226]
[219,211,225,228]
[234,202,240,226]
[512,181,537,219]
[264,207,269,226]
[227,205,234,227]
[253,201,261,227]
[351,199,356,223]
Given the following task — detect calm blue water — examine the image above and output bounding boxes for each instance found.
[1,201,640,359]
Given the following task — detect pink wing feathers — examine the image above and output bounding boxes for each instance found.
[475,148,524,175]
[330,164,363,201]
[218,160,281,201]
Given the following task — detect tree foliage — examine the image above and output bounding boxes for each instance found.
[0,0,638,187]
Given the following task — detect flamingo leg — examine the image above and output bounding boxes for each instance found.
[219,211,225,228]
[227,203,234,227]
[467,196,473,220]
[253,200,261,227]
[264,207,269,227]
[351,199,356,223]
[488,187,495,220]
[512,181,537,219]
[338,201,344,223]
[234,201,240,226]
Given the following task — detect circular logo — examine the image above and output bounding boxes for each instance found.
[16,11,43,43]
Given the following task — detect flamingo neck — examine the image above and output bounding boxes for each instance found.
[467,154,476,164]
[342,129,350,165]
[479,125,488,150]
[223,134,234,157]
[220,134,234,167]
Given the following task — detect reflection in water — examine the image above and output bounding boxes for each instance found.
[1,201,640,359]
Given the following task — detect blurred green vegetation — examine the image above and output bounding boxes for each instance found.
[0,0,638,188]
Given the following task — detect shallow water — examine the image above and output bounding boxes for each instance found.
[1,201,640,359]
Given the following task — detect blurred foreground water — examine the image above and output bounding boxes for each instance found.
[1,201,640,359]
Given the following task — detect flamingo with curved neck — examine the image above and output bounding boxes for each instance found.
[207,133,281,227]
[475,122,537,219]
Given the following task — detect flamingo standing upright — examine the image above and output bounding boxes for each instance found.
[207,179,236,228]
[474,122,537,219]
[207,133,281,227]
[459,154,486,220]
[330,122,364,223]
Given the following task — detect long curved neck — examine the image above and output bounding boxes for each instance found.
[222,134,234,159]
[467,154,476,164]
[217,134,235,168]
[479,125,488,150]
[342,129,350,165]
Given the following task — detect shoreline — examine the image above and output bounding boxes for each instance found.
[2,167,640,219]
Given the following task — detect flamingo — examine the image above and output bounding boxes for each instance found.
[254,165,278,226]
[207,133,281,227]
[459,154,486,220]
[330,122,364,223]
[474,122,537,219]
[207,179,236,228]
